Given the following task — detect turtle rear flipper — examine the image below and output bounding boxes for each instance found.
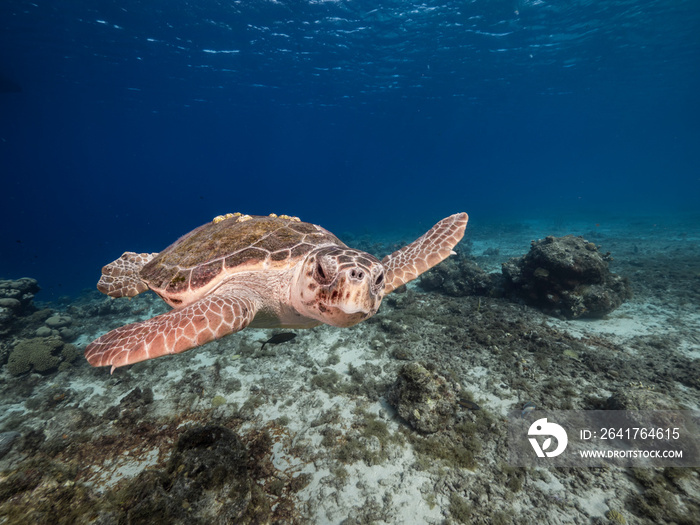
[97,252,158,298]
[85,288,259,373]
[381,212,468,294]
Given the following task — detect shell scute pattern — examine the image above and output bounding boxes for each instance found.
[141,215,343,295]
[270,249,292,262]
[191,260,224,289]
[224,247,269,269]
[288,221,323,235]
[291,242,316,258]
[142,266,180,293]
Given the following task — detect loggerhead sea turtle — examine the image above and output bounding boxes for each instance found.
[85,212,468,373]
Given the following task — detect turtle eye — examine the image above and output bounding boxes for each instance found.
[374,273,384,287]
[316,262,328,282]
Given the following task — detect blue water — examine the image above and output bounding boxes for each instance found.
[1,0,699,298]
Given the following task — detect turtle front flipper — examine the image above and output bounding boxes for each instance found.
[381,212,468,294]
[97,252,158,298]
[85,290,259,373]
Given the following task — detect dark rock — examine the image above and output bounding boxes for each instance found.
[120,425,252,523]
[418,235,630,319]
[605,390,681,411]
[501,235,632,318]
[0,278,40,334]
[604,390,699,460]
[0,298,21,310]
[419,257,502,297]
[0,277,39,334]
[387,362,460,433]
[35,326,53,337]
[19,429,46,454]
[113,387,155,425]
[0,278,39,308]
[24,308,53,327]
[58,327,78,342]
[169,425,249,492]
[45,314,73,329]
[0,309,13,333]
[102,405,120,421]
[0,431,21,459]
[121,387,154,408]
[0,465,43,501]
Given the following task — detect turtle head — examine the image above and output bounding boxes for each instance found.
[294,246,385,327]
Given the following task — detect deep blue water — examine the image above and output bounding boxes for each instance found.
[1,0,699,298]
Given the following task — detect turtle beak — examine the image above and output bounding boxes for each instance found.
[337,302,372,315]
[331,266,383,318]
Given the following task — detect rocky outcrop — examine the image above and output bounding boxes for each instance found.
[420,235,632,319]
[0,278,39,334]
[418,257,501,297]
[501,235,632,319]
[387,362,460,434]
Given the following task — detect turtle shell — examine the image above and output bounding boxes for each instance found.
[141,215,344,295]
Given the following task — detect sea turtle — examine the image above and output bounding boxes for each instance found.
[85,212,468,373]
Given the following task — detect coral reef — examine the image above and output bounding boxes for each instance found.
[387,362,460,433]
[501,235,632,318]
[0,278,39,334]
[420,235,632,319]
[39,313,76,341]
[0,277,80,372]
[6,337,79,376]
